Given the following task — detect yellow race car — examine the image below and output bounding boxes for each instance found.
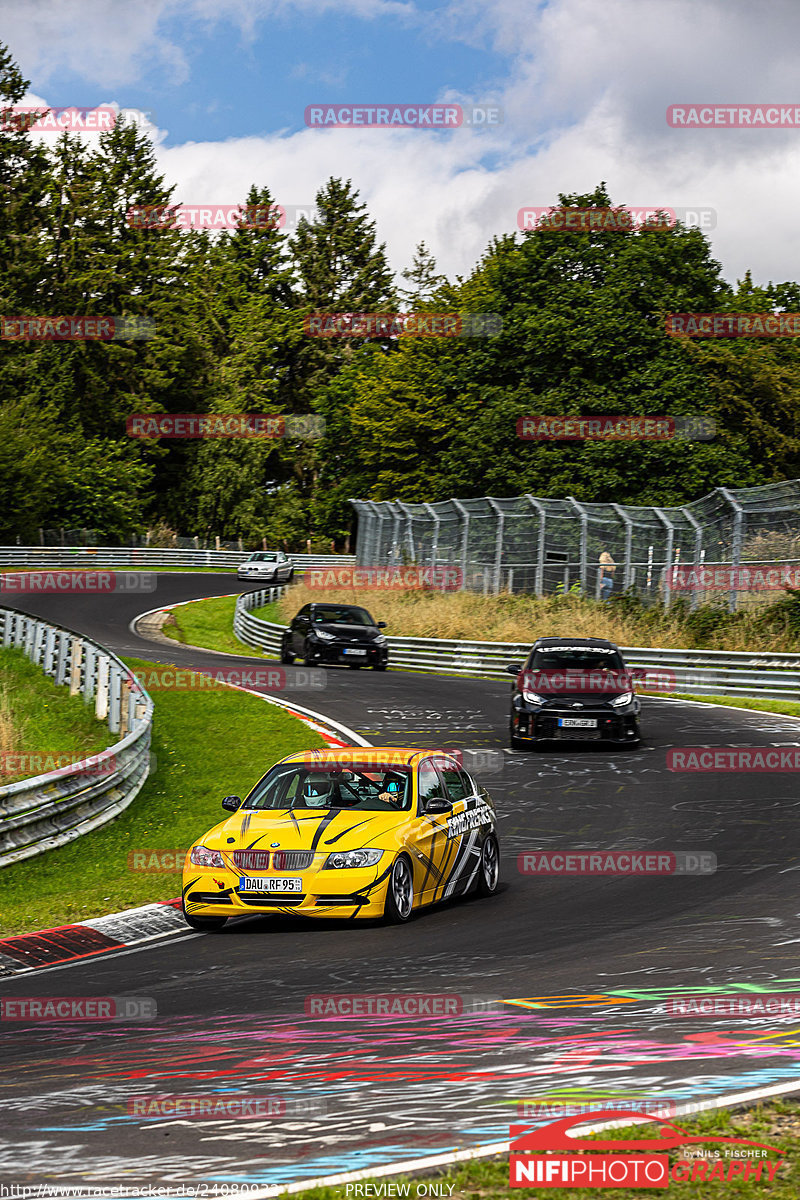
[181,747,500,928]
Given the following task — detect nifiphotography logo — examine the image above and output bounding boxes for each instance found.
[509,1112,784,1188]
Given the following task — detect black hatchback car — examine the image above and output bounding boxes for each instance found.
[281,603,389,670]
[506,636,641,748]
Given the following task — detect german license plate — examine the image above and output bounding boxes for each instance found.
[238,876,303,892]
[558,718,598,729]
[343,648,367,656]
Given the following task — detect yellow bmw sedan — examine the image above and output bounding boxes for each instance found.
[181,747,500,929]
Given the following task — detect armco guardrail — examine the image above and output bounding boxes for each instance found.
[0,547,356,571]
[233,587,287,655]
[0,609,154,868]
[233,591,800,703]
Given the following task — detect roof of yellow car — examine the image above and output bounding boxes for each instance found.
[278,746,440,766]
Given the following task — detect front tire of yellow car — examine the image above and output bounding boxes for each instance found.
[384,854,414,923]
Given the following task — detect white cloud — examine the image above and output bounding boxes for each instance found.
[8,0,800,286]
[1,0,414,87]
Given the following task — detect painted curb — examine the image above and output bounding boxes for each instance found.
[0,899,186,977]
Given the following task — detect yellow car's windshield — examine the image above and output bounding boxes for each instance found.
[243,763,413,812]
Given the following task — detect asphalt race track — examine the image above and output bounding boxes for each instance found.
[2,574,800,1192]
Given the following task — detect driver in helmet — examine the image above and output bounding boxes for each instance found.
[377,771,406,807]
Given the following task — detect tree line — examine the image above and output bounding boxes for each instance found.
[2,42,800,548]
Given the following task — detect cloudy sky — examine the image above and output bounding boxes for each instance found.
[4,0,800,287]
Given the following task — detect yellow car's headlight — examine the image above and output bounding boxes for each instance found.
[323,849,384,869]
[190,845,224,867]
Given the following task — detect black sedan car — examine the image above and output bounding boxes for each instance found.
[506,636,641,749]
[281,602,389,670]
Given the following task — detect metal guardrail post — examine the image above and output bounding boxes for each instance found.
[680,506,704,611]
[653,507,676,609]
[524,495,546,597]
[55,630,69,685]
[396,501,416,563]
[70,640,82,695]
[424,503,440,574]
[719,487,745,613]
[487,499,504,594]
[451,499,470,591]
[83,643,96,703]
[567,497,588,594]
[611,504,634,592]
[96,656,110,721]
[366,501,385,565]
[388,503,402,566]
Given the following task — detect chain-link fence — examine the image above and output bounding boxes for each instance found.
[351,481,800,610]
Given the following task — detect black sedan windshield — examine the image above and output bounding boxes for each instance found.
[313,606,374,625]
[529,648,624,672]
[244,763,412,811]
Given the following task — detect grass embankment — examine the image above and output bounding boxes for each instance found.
[668,693,800,718]
[0,655,322,936]
[288,1100,800,1200]
[160,594,279,656]
[0,647,113,784]
[257,582,800,654]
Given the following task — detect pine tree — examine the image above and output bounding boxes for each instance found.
[399,241,448,306]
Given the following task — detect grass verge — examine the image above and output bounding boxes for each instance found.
[161,594,273,657]
[0,647,113,784]
[662,693,800,718]
[286,1100,800,1200]
[0,655,323,936]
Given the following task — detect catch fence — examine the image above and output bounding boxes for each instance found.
[351,481,800,610]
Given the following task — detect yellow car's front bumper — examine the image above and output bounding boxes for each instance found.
[182,862,393,920]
